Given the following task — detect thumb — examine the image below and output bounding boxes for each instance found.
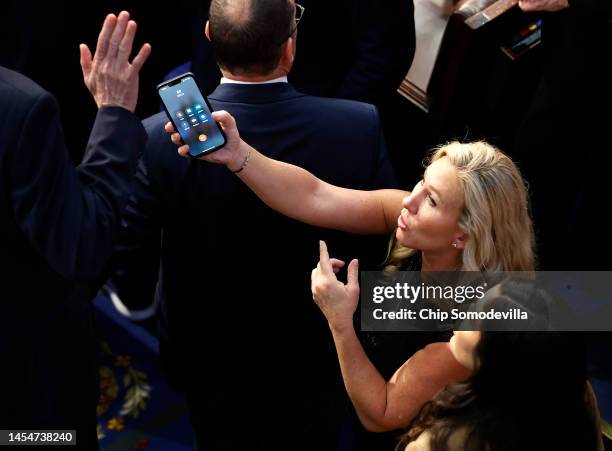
[79,44,93,80]
[347,259,359,288]
[211,110,236,130]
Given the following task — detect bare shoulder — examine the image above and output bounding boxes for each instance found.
[411,342,453,364]
[409,342,472,381]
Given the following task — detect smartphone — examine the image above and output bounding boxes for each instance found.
[157,72,226,158]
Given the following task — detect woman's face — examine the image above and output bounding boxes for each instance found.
[396,157,465,252]
[449,330,480,370]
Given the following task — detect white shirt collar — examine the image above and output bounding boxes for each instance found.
[220,76,288,85]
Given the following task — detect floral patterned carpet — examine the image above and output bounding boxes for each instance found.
[93,294,194,451]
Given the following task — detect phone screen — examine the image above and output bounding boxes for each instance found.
[158,75,225,157]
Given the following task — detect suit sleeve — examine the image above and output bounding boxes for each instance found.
[368,105,399,189]
[335,0,416,104]
[9,92,146,281]
[106,144,165,310]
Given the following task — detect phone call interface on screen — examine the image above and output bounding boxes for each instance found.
[158,75,225,157]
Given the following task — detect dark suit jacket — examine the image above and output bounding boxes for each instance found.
[290,0,415,104]
[110,82,398,447]
[516,0,611,269]
[0,66,146,442]
[191,0,415,106]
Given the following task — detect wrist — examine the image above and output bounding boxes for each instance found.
[228,141,252,173]
[329,318,355,336]
[99,101,134,113]
[98,103,132,113]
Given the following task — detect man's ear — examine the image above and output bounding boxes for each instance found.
[281,36,295,68]
[205,21,211,42]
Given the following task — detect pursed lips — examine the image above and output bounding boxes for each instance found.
[397,208,409,230]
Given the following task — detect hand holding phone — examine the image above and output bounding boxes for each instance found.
[157,73,226,158]
[165,110,252,172]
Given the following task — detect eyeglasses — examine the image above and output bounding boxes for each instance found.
[294,3,305,26]
[278,2,305,45]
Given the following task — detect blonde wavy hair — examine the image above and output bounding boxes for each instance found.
[385,141,535,272]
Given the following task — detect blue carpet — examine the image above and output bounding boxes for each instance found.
[93,294,194,451]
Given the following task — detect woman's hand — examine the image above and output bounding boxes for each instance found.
[311,240,360,333]
[165,110,249,171]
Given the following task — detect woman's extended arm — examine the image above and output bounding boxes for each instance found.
[166,114,406,235]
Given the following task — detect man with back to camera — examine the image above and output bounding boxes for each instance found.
[516,0,612,270]
[0,11,150,449]
[107,0,399,449]
[188,0,416,107]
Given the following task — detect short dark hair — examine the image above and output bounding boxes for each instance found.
[209,0,294,76]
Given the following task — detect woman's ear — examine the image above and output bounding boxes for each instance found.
[454,233,468,250]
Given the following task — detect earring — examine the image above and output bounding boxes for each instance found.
[452,242,458,248]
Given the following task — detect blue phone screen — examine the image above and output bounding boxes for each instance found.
[159,76,225,156]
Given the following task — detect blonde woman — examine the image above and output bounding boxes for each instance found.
[166,112,536,431]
